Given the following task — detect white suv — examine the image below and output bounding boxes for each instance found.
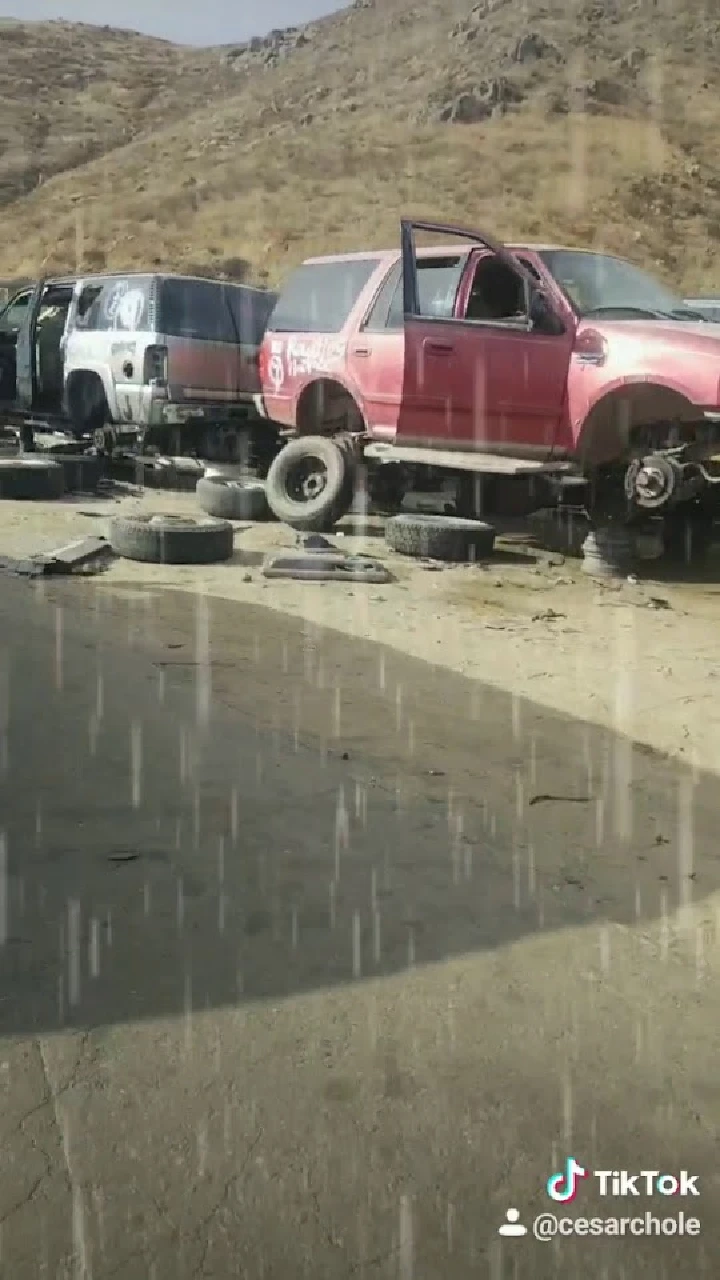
[0,272,277,456]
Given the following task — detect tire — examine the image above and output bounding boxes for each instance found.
[265,436,354,532]
[128,460,201,492]
[108,514,234,564]
[67,373,108,440]
[196,476,269,521]
[0,457,65,500]
[385,512,496,561]
[47,453,104,493]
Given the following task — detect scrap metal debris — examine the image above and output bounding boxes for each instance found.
[529,793,591,806]
[265,533,393,581]
[531,608,566,622]
[0,535,114,578]
[299,533,336,551]
[263,552,392,583]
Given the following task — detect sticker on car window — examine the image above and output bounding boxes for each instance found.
[103,280,146,330]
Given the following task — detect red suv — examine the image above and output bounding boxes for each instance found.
[257,218,720,539]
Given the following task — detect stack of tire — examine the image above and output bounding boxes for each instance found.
[0,452,104,500]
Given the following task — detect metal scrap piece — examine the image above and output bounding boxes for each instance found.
[262,552,392,583]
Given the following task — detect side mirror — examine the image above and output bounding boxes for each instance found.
[530,289,564,335]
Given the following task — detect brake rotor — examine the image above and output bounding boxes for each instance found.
[624,454,677,509]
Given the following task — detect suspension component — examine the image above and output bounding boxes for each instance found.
[624,453,707,510]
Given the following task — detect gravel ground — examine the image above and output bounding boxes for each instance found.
[0,479,718,766]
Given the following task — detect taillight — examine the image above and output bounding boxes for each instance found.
[258,342,268,385]
[144,344,168,385]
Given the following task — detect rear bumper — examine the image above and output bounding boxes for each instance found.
[146,394,256,426]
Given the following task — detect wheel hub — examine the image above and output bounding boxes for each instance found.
[625,455,677,510]
[302,470,326,499]
[94,426,114,455]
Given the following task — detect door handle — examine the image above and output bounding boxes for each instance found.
[352,345,371,356]
[426,341,453,354]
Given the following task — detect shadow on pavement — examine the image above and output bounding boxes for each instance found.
[0,573,715,1037]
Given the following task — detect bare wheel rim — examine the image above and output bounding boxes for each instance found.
[286,455,328,505]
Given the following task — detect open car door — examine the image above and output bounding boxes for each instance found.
[399,218,573,459]
[15,279,46,411]
[400,217,539,317]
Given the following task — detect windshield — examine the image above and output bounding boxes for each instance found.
[539,249,693,319]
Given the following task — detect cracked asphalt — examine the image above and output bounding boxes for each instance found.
[0,573,719,1277]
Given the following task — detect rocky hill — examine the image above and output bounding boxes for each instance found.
[1,3,719,291]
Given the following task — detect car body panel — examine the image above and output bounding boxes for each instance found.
[261,255,386,428]
[398,222,574,457]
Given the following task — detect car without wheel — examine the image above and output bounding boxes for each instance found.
[0,271,279,467]
[256,217,720,552]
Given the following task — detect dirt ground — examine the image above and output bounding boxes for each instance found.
[1,481,719,768]
[1,484,720,1275]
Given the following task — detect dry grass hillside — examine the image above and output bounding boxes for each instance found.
[1,2,720,291]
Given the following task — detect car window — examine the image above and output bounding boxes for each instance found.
[363,263,401,331]
[268,259,380,334]
[225,285,278,345]
[72,284,104,329]
[392,255,465,328]
[540,249,685,317]
[0,290,31,334]
[86,278,153,332]
[158,278,236,343]
[365,256,466,331]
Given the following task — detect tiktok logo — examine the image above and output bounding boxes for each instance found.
[546,1157,589,1203]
